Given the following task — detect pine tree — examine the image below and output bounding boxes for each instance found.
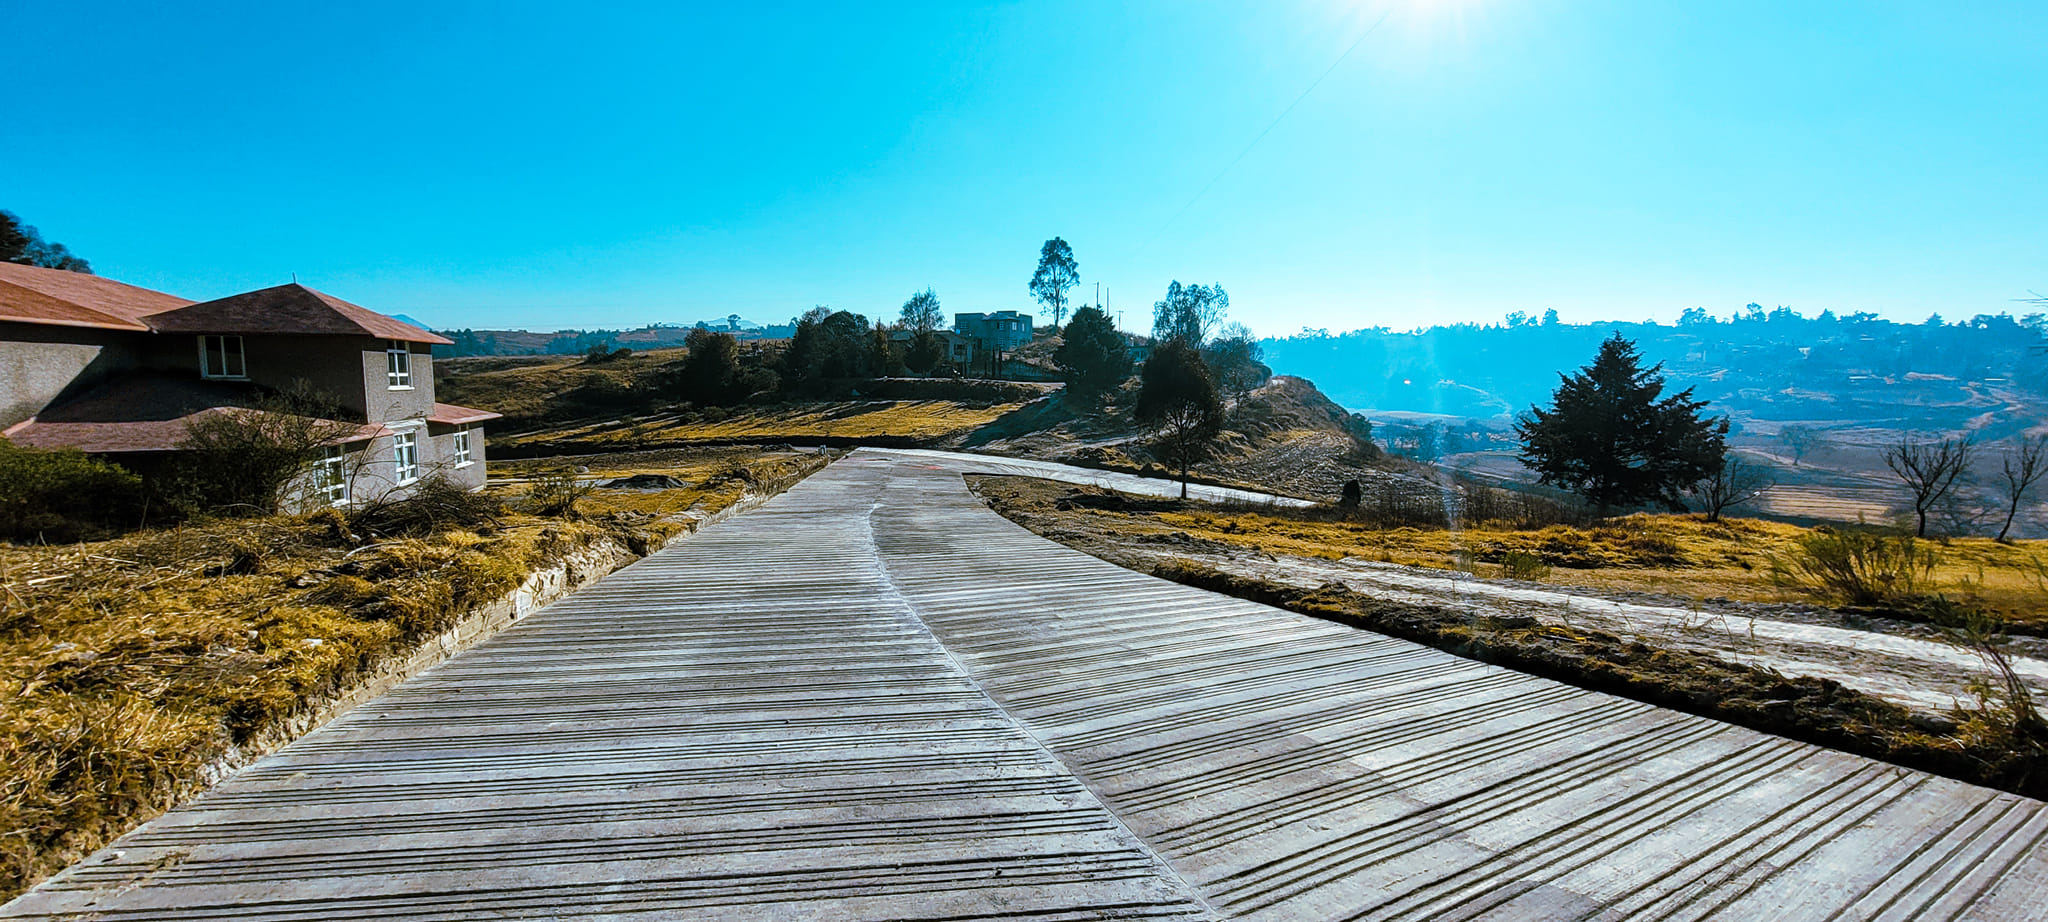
[1516,333,1727,515]
[1053,305,1132,398]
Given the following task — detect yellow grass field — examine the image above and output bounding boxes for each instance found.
[510,399,1029,449]
[1155,508,2048,623]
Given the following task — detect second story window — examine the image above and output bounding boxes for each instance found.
[387,340,412,388]
[392,432,419,484]
[199,335,246,379]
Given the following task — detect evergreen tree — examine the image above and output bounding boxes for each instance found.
[1516,333,1727,515]
[1053,305,1132,398]
[1136,339,1225,498]
[677,328,741,402]
[904,331,946,375]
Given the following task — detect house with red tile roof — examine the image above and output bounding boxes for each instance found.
[0,262,500,506]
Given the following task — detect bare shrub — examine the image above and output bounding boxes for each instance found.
[1690,454,1774,523]
[166,381,362,517]
[524,468,597,518]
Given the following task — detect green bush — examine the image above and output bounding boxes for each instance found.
[1500,550,1552,580]
[0,441,144,541]
[1781,529,1938,605]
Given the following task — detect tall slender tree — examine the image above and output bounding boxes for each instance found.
[1516,333,1727,515]
[1029,238,1080,328]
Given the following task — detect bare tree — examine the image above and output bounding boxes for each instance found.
[1777,425,1824,467]
[1883,434,1974,538]
[1691,453,1775,522]
[898,288,943,333]
[1995,435,2048,542]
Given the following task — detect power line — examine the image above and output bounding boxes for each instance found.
[1138,7,1395,253]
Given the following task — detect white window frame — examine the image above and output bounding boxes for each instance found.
[199,335,247,379]
[392,432,419,484]
[317,445,350,505]
[386,340,413,389]
[451,429,473,467]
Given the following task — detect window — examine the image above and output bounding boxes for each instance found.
[386,340,412,388]
[393,432,419,484]
[451,429,473,466]
[199,335,246,379]
[316,445,350,505]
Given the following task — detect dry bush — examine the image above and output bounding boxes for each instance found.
[347,476,504,538]
[1776,529,1939,605]
[523,468,597,518]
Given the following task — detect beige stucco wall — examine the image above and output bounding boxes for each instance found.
[0,322,137,428]
[358,340,436,425]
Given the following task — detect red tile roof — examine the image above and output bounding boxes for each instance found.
[0,262,191,331]
[143,283,454,345]
[428,403,503,426]
[2,373,387,453]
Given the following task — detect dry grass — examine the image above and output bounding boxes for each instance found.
[0,448,827,900]
[1151,507,2047,623]
[508,399,1028,451]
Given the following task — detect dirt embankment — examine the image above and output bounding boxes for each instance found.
[967,375,1406,501]
[968,474,2048,802]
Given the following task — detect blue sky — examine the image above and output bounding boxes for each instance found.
[6,0,2043,335]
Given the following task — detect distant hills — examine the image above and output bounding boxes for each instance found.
[1262,309,2048,442]
[434,319,791,357]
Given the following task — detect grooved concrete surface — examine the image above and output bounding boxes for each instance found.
[10,450,2047,920]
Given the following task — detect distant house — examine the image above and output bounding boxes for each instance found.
[886,329,977,367]
[0,263,500,506]
[953,311,1033,352]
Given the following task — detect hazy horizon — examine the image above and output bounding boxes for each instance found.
[9,0,2044,336]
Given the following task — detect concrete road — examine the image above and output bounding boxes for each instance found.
[8,449,2045,920]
